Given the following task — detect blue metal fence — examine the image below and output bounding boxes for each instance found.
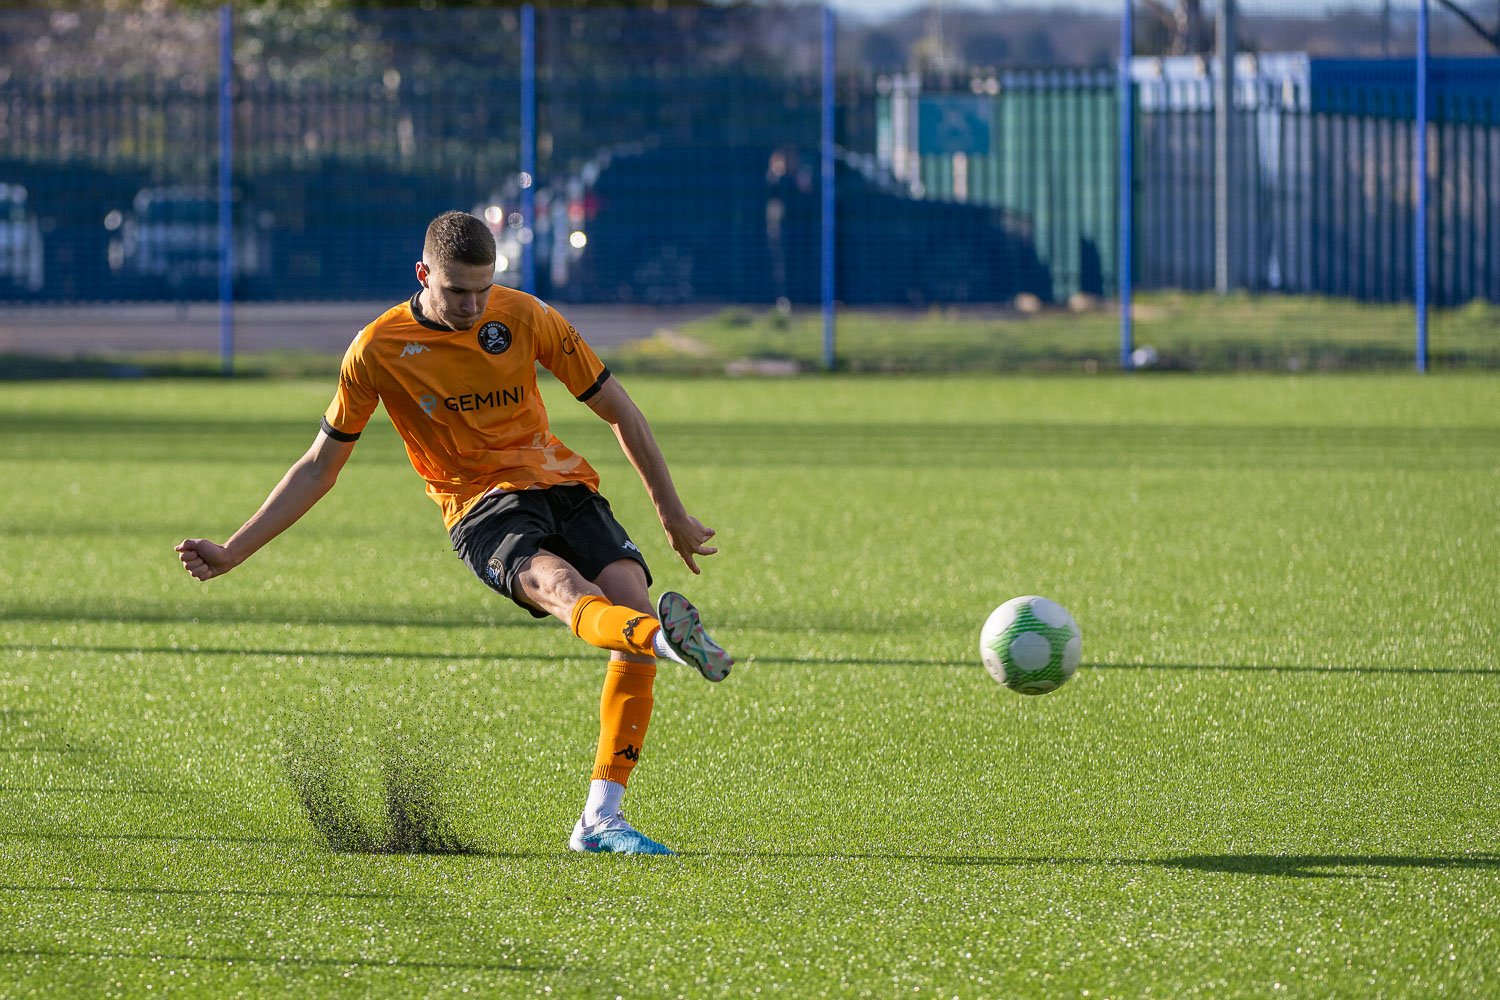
[0,3,1494,371]
[1129,52,1498,306]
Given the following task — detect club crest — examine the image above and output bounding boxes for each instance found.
[477,321,512,355]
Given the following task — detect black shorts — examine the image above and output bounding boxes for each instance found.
[449,484,652,618]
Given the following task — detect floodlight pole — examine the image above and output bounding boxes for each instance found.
[217,5,234,376]
[1118,0,1134,370]
[1415,0,1430,372]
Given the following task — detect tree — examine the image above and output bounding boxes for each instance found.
[1139,0,1211,56]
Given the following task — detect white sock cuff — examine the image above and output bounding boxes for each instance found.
[652,629,685,665]
[583,778,626,826]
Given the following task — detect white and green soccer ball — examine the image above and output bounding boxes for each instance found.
[979,596,1083,695]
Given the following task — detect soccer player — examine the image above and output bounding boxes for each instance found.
[175,210,732,856]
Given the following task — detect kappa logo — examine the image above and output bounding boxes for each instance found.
[399,342,431,358]
[613,744,641,762]
[623,540,640,554]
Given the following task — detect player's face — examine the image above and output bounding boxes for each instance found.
[417,259,495,330]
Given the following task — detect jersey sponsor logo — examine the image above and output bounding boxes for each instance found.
[560,324,582,355]
[477,321,512,355]
[443,386,527,412]
[399,342,431,357]
[419,394,438,414]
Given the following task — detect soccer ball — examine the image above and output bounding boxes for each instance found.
[979,596,1082,695]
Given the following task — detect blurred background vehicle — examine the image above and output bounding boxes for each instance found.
[105,186,273,295]
[540,144,1049,307]
[476,173,593,302]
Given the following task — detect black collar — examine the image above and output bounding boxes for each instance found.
[409,291,451,332]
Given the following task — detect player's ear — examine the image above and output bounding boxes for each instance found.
[415,261,431,287]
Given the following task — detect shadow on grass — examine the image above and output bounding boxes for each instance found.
[1090,661,1499,678]
[0,883,421,901]
[0,786,195,795]
[0,945,553,973]
[749,656,1497,677]
[0,607,501,631]
[1148,853,1500,878]
[0,354,242,381]
[0,830,299,845]
[0,828,546,859]
[12,641,1496,678]
[0,745,111,754]
[702,851,1500,878]
[0,642,579,668]
[927,852,1500,878]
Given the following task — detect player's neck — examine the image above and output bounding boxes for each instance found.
[410,290,455,332]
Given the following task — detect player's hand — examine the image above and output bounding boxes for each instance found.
[663,514,718,575]
[175,538,238,581]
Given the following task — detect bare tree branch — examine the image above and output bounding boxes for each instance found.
[1137,0,1208,56]
[1433,0,1500,52]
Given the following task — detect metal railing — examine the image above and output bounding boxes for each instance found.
[0,3,1493,372]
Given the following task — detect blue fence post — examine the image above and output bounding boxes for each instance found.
[1118,0,1134,371]
[217,4,234,376]
[520,4,537,296]
[821,5,836,373]
[1415,0,1429,372]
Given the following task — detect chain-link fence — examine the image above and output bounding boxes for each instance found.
[0,3,1494,371]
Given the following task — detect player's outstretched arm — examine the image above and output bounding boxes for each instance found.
[176,430,356,581]
[584,376,718,575]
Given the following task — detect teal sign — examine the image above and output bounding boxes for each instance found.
[917,95,992,155]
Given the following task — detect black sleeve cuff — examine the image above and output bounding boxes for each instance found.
[320,416,361,442]
[575,368,611,403]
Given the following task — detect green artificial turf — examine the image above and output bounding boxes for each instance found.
[0,373,1496,996]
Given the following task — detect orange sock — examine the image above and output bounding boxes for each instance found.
[569,595,660,657]
[591,658,656,785]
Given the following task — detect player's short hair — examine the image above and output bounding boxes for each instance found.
[423,211,496,268]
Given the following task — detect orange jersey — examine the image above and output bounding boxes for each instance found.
[323,286,609,530]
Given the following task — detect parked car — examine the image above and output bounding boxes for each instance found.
[474,175,589,300]
[105,186,272,294]
[475,187,535,290]
[538,143,1049,306]
[0,182,45,293]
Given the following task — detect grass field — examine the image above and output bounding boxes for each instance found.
[617,293,1500,374]
[1,373,1497,996]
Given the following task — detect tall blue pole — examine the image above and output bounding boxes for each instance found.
[217,5,234,376]
[1118,0,1134,371]
[520,4,537,296]
[820,5,836,372]
[1414,0,1429,372]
